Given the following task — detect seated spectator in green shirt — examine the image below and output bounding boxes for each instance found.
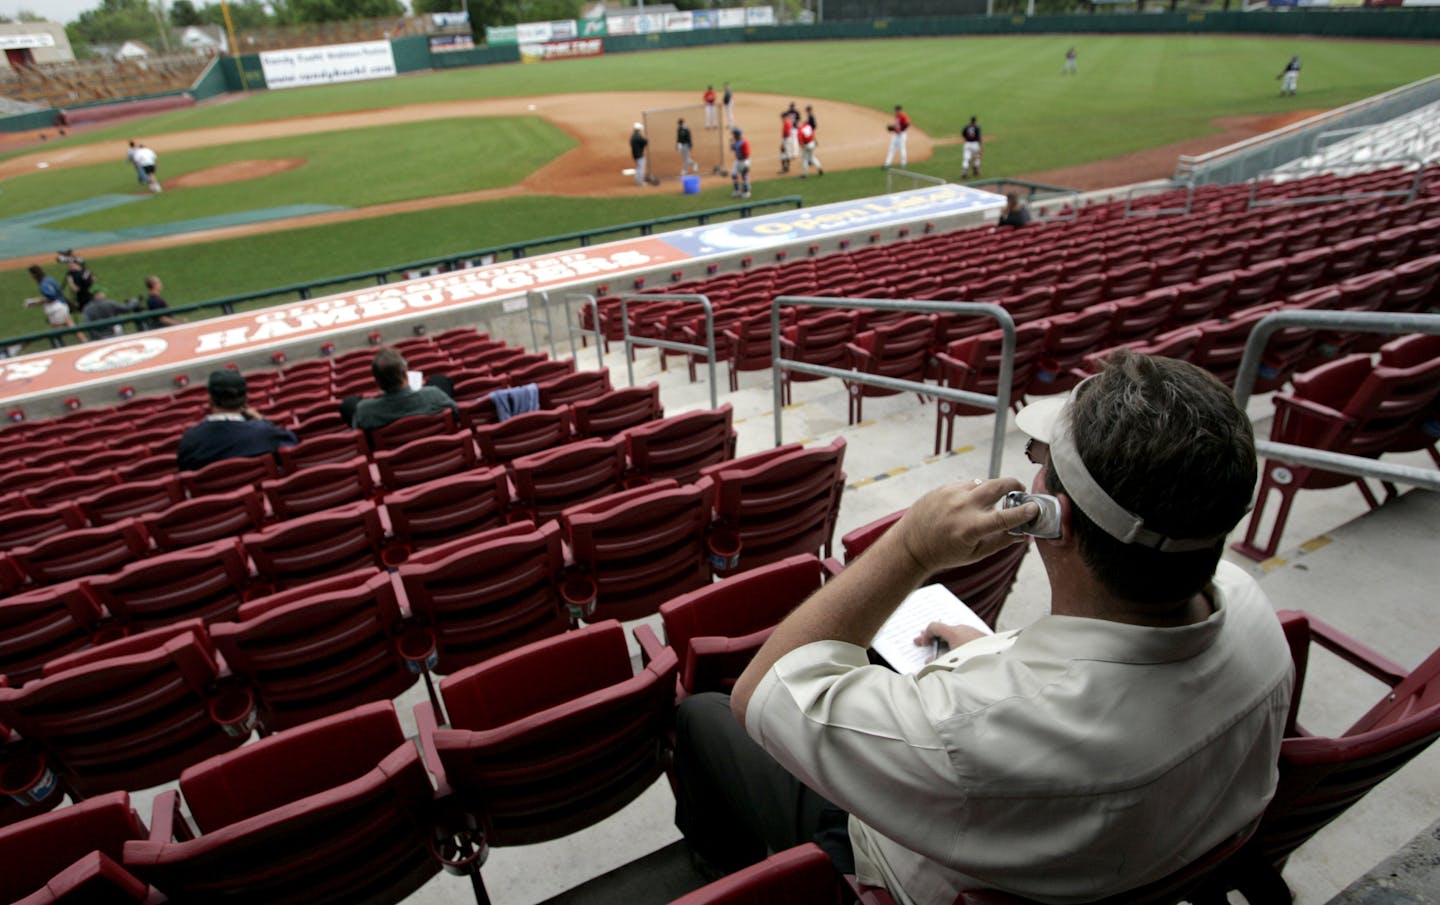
[350,347,458,430]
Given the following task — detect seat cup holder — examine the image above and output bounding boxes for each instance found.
[0,753,58,806]
[706,526,742,572]
[209,686,259,739]
[381,543,413,569]
[559,573,598,622]
[399,626,440,674]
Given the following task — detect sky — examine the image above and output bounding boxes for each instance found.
[0,0,98,25]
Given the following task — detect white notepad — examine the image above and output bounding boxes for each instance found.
[871,583,994,675]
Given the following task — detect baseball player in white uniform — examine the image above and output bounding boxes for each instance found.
[1278,56,1301,96]
[883,105,909,168]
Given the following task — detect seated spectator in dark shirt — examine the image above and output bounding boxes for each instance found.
[143,275,182,329]
[80,287,134,340]
[176,370,298,472]
[349,347,458,430]
[998,192,1033,228]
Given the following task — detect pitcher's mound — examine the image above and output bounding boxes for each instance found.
[170,158,306,188]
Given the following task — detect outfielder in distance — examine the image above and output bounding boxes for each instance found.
[961,116,983,180]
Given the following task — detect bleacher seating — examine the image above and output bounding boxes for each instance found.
[1,163,1437,903]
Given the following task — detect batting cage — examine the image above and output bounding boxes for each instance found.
[643,103,728,182]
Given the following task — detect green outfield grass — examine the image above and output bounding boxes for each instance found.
[2,34,1437,342]
[3,117,573,228]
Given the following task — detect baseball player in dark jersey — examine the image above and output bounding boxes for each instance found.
[630,122,649,187]
[962,116,983,179]
[677,118,698,174]
[883,105,910,168]
[1278,56,1301,96]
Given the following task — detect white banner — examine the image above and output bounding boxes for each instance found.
[516,21,553,43]
[665,11,694,31]
[549,19,578,39]
[260,41,396,90]
[717,8,747,28]
[746,6,777,24]
[0,33,56,50]
[606,15,636,35]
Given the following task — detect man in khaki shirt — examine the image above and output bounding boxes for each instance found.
[674,351,1292,904]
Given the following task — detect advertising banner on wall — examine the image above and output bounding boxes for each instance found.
[516,21,553,43]
[717,8,747,27]
[606,15,636,35]
[692,10,719,28]
[519,37,604,63]
[429,34,475,52]
[429,12,470,28]
[550,19,578,39]
[745,6,777,24]
[485,25,518,45]
[665,12,695,31]
[259,41,396,90]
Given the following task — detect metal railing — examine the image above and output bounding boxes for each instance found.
[1123,182,1195,218]
[885,168,947,194]
[969,178,1080,222]
[769,296,1015,479]
[1234,310,1440,493]
[2,197,805,353]
[1246,157,1426,209]
[618,294,719,411]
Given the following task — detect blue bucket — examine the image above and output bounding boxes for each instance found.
[682,175,701,195]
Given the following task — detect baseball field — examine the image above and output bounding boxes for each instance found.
[1,34,1437,343]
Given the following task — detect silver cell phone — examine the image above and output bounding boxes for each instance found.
[1003,491,1062,539]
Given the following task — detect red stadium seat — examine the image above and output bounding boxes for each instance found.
[0,581,107,687]
[122,701,439,904]
[622,406,737,486]
[700,437,847,576]
[0,622,244,797]
[472,409,571,465]
[845,315,935,425]
[571,384,664,439]
[74,475,185,526]
[85,539,250,633]
[179,454,278,498]
[243,501,386,593]
[366,410,458,453]
[933,322,1048,455]
[0,793,152,905]
[208,571,416,732]
[382,467,510,564]
[509,436,628,525]
[419,620,677,900]
[659,553,826,701]
[139,488,266,552]
[262,456,375,520]
[275,430,367,474]
[8,519,150,587]
[397,521,569,675]
[536,367,613,407]
[373,430,478,491]
[560,478,714,624]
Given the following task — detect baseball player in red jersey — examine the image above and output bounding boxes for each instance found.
[731,128,751,198]
[704,85,718,129]
[797,119,823,177]
[883,104,910,168]
[779,114,794,174]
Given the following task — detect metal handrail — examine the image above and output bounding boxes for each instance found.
[1234,310,1440,492]
[1247,157,1425,209]
[770,296,1015,479]
[1124,181,1194,218]
[564,292,605,371]
[618,294,718,411]
[885,168,947,194]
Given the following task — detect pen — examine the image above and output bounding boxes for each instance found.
[929,638,948,663]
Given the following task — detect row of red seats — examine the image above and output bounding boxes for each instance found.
[5,577,1438,905]
[0,430,849,696]
[0,367,640,526]
[0,440,849,816]
[0,404,741,603]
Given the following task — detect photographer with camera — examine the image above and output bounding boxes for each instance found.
[674,351,1293,904]
[57,251,96,314]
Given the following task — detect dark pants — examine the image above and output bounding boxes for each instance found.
[673,692,854,875]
